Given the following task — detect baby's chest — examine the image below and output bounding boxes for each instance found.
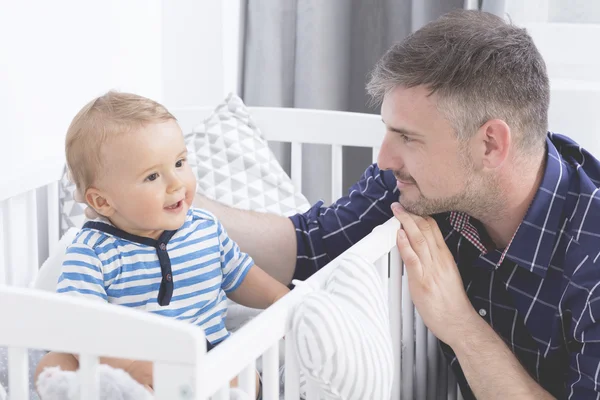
[106,235,224,310]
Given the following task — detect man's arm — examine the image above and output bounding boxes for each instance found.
[392,204,554,399]
[194,195,298,285]
[451,313,554,399]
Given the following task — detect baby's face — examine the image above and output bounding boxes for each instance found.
[95,120,196,238]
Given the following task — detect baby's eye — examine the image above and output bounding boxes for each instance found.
[176,158,186,168]
[146,173,159,182]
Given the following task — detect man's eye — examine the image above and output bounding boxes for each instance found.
[146,173,159,182]
[401,134,412,143]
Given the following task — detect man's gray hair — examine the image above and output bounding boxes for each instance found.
[366,10,550,151]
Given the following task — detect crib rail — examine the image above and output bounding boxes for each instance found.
[0,181,60,288]
[199,217,462,400]
[0,285,208,400]
[0,212,463,400]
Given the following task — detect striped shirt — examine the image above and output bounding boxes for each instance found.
[290,132,600,399]
[56,207,254,344]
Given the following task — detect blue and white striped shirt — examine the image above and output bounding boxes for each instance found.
[56,207,254,344]
[290,132,600,399]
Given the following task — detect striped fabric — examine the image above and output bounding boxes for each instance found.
[56,207,254,344]
[289,254,394,400]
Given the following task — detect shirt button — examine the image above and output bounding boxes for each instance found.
[478,308,487,317]
[166,274,172,282]
[159,243,166,251]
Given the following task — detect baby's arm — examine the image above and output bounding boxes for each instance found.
[216,218,290,308]
[227,265,290,309]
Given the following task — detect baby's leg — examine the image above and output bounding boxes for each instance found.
[229,372,261,399]
[34,351,79,387]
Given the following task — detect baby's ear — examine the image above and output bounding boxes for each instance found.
[85,188,114,218]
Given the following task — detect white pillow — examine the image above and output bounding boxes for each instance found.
[32,228,79,292]
[185,93,310,216]
[289,254,394,400]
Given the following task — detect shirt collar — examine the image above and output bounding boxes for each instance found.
[450,136,570,277]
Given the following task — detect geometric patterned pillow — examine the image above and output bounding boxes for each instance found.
[185,93,310,216]
[58,166,88,237]
[58,93,310,237]
[289,253,394,400]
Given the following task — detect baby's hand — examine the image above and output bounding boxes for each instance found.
[73,189,100,219]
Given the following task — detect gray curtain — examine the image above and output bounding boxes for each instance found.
[242,0,465,205]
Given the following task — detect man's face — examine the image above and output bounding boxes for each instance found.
[378,85,484,216]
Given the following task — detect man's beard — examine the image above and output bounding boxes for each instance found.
[397,151,500,218]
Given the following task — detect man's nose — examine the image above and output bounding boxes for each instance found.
[377,136,403,171]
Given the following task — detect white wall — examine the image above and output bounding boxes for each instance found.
[0,0,163,199]
[0,1,229,200]
[0,1,228,267]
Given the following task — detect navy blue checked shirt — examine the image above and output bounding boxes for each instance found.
[289,132,600,399]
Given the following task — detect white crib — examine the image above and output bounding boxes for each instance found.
[0,104,464,399]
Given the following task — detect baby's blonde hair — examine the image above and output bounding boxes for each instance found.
[65,91,176,195]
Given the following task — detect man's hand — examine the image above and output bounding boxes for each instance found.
[391,202,555,399]
[391,202,478,347]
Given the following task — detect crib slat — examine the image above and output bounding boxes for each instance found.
[447,366,457,400]
[457,386,465,400]
[7,347,28,400]
[2,197,15,286]
[375,255,389,300]
[213,386,230,400]
[261,343,279,400]
[401,272,414,400]
[305,379,320,400]
[155,363,200,400]
[372,146,380,164]
[47,181,60,254]
[78,354,99,400]
[427,330,439,400]
[26,189,39,277]
[291,142,303,193]
[284,336,300,400]
[415,311,427,400]
[239,363,256,398]
[437,349,448,400]
[331,144,343,202]
[389,248,402,400]
[0,200,6,285]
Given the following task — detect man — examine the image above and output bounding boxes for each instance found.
[194,10,600,399]
[78,9,599,399]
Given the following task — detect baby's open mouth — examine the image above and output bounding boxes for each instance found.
[164,200,183,210]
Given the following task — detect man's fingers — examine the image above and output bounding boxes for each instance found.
[410,214,439,255]
[396,228,423,280]
[391,203,432,261]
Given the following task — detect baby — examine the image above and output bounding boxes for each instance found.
[34,91,290,398]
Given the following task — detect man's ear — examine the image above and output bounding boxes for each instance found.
[85,187,115,218]
[474,119,511,169]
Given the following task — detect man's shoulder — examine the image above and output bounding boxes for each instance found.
[550,132,600,187]
[550,133,600,259]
